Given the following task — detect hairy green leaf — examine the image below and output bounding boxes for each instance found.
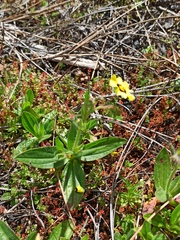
[78,137,126,161]
[154,148,171,202]
[15,147,59,169]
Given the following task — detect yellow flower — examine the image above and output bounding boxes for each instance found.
[109,74,123,87]
[109,74,135,101]
[111,151,119,157]
[76,185,84,193]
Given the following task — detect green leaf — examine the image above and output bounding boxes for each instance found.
[22,89,34,110]
[62,160,85,209]
[13,137,38,155]
[154,148,171,202]
[47,220,74,240]
[140,221,152,239]
[0,220,19,240]
[55,137,66,152]
[152,234,167,240]
[25,89,34,105]
[170,204,180,233]
[15,147,59,169]
[37,134,52,143]
[22,101,31,110]
[21,111,38,136]
[43,110,56,133]
[114,232,122,240]
[78,137,126,161]
[44,119,54,134]
[26,231,38,240]
[80,89,94,122]
[154,188,167,203]
[67,121,79,151]
[143,214,166,228]
[0,192,12,201]
[38,122,45,136]
[85,119,98,131]
[81,235,89,240]
[169,175,180,198]
[22,106,40,120]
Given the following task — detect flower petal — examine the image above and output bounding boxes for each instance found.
[127,94,135,101]
[120,81,130,91]
[109,74,118,87]
[127,91,135,101]
[116,77,123,85]
[116,89,127,99]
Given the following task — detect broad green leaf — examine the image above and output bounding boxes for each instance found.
[77,137,126,161]
[62,160,85,208]
[22,111,38,136]
[154,148,171,202]
[47,220,74,240]
[22,106,40,120]
[169,175,180,198]
[84,137,126,149]
[15,147,59,169]
[170,204,180,232]
[0,220,19,240]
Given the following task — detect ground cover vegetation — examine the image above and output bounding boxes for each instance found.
[0,0,180,239]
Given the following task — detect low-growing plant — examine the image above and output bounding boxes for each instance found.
[13,89,55,154]
[137,146,180,240]
[114,214,135,240]
[114,146,180,240]
[117,178,144,208]
[154,147,180,203]
[141,204,180,239]
[14,87,127,209]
